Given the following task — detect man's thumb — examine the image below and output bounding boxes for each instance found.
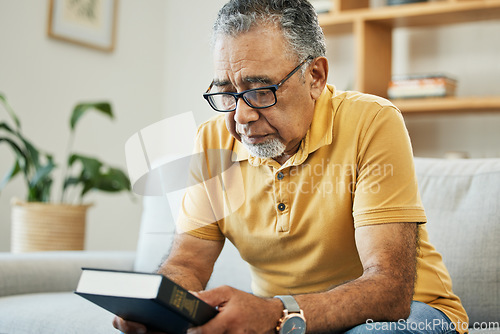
[193,286,232,308]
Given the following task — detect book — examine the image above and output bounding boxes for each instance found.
[387,0,428,6]
[75,268,218,334]
[388,74,457,99]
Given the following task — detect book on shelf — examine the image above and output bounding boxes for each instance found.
[387,0,428,6]
[388,74,457,99]
[75,268,218,334]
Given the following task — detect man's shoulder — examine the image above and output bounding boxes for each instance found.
[333,89,397,111]
[330,88,402,125]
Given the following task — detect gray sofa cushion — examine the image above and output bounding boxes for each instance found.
[414,158,500,326]
[0,292,117,334]
[0,251,135,297]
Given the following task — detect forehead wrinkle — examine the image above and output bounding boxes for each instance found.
[212,74,274,90]
[244,76,273,85]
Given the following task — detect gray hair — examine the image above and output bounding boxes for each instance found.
[212,0,327,62]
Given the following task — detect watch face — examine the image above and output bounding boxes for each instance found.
[280,314,306,334]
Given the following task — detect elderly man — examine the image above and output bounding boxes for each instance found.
[115,0,468,333]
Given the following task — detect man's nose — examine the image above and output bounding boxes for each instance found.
[233,99,259,125]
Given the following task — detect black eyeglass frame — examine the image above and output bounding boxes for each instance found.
[203,56,314,112]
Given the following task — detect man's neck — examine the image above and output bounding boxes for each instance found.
[274,153,292,165]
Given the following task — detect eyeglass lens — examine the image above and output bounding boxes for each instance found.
[209,88,276,111]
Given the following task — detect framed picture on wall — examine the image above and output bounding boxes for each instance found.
[47,0,118,52]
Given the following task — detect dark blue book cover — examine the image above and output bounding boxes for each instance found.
[75,268,218,333]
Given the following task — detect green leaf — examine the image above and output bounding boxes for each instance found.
[64,154,103,195]
[94,168,131,192]
[29,156,56,189]
[0,122,15,133]
[0,93,21,129]
[64,154,130,200]
[67,154,102,177]
[0,136,30,176]
[63,176,80,189]
[19,135,41,168]
[0,161,20,191]
[1,121,41,168]
[80,181,94,198]
[70,102,113,130]
[28,177,53,202]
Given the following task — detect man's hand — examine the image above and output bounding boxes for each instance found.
[190,286,283,334]
[112,316,166,334]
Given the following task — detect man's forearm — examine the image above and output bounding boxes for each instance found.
[294,223,418,333]
[295,272,414,333]
[157,262,206,292]
[155,233,224,292]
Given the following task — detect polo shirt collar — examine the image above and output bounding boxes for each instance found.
[232,85,335,166]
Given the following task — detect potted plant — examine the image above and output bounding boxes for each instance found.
[0,92,131,252]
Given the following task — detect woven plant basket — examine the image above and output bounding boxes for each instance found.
[10,199,92,253]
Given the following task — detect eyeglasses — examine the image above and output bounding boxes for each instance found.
[203,56,313,112]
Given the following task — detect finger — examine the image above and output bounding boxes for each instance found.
[186,327,202,334]
[196,286,233,308]
[112,316,148,334]
[191,316,228,334]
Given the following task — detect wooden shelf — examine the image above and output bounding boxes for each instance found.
[318,0,500,113]
[319,0,500,31]
[393,96,500,113]
[363,1,500,28]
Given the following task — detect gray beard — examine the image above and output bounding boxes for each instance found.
[241,137,286,159]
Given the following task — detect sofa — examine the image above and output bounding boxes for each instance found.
[0,157,499,333]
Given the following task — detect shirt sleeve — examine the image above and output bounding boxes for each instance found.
[352,106,427,228]
[175,127,226,241]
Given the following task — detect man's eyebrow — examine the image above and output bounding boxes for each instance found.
[212,76,274,87]
[212,79,232,87]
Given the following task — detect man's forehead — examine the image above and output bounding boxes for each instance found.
[212,75,274,87]
[213,28,288,66]
[212,52,285,88]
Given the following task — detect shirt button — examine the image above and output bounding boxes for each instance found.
[277,172,284,180]
[277,203,286,211]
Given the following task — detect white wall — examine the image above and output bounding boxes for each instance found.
[162,0,228,124]
[0,0,169,251]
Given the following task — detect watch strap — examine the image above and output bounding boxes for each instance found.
[274,295,301,313]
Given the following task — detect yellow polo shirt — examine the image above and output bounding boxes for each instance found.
[177,84,468,332]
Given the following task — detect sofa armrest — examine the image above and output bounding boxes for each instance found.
[0,251,135,297]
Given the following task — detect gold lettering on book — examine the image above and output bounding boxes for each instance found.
[170,287,185,309]
[169,286,200,318]
[182,297,199,318]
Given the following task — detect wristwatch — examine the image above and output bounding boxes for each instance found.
[274,295,306,334]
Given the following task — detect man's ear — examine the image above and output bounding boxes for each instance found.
[309,57,328,100]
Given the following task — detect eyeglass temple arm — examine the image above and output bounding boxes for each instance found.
[205,81,214,94]
[276,56,314,88]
